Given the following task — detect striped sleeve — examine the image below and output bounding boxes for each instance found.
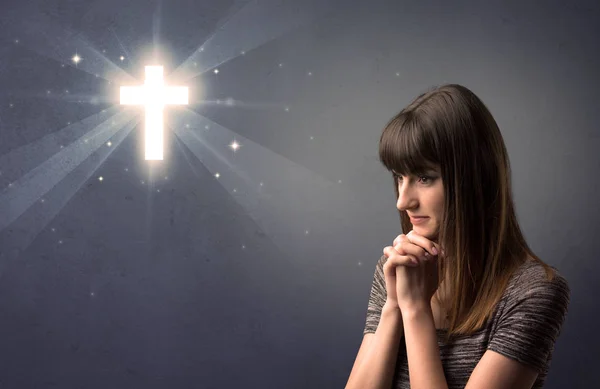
[363,255,388,335]
[487,269,571,373]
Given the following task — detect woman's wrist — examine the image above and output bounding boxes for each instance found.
[383,300,402,314]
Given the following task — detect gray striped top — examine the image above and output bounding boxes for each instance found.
[363,255,570,389]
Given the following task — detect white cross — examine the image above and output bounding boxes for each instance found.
[120,66,188,160]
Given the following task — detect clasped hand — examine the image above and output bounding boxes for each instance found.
[382,230,443,313]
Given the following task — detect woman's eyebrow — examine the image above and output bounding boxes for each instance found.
[423,166,440,173]
[392,168,438,175]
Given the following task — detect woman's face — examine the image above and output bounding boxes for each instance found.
[394,167,444,240]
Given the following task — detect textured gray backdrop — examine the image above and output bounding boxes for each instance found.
[0,0,598,388]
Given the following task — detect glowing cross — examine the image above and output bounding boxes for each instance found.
[120,66,188,160]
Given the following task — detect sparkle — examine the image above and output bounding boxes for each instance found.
[338,180,342,183]
[61,64,65,68]
[215,173,220,178]
[233,189,237,193]
[40,198,45,203]
[185,123,190,128]
[98,176,103,181]
[120,56,125,61]
[205,125,209,129]
[47,90,51,94]
[214,69,219,74]
[259,182,263,186]
[14,39,19,44]
[279,63,283,67]
[9,103,13,108]
[72,53,82,65]
[230,140,241,152]
[58,240,63,244]
[308,72,312,76]
[310,136,314,140]
[305,230,310,235]
[125,168,128,172]
[106,141,112,147]
[51,228,55,232]
[241,51,245,55]
[285,107,289,112]
[396,72,400,76]
[200,47,204,52]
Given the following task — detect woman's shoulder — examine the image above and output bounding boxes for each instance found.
[502,256,570,306]
[513,257,568,285]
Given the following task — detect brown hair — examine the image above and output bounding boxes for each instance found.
[378,84,556,342]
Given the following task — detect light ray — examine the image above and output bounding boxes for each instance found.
[0,117,138,265]
[170,108,366,256]
[0,107,121,184]
[170,0,339,83]
[196,98,285,110]
[15,10,136,85]
[0,110,137,233]
[108,26,137,71]
[173,126,204,182]
[8,90,117,106]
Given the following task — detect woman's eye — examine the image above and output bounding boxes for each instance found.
[395,174,433,184]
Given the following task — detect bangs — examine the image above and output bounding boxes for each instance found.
[378,112,439,176]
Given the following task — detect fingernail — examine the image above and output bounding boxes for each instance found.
[431,247,438,255]
[412,258,419,265]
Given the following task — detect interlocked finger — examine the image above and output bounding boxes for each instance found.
[392,234,432,262]
[383,246,419,268]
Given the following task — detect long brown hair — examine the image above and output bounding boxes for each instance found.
[378,84,556,342]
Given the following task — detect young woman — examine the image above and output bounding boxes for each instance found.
[346,84,570,389]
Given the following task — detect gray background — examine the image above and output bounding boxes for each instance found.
[0,0,598,388]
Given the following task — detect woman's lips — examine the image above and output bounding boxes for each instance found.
[410,217,429,224]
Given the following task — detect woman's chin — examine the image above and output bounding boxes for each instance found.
[413,225,439,240]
